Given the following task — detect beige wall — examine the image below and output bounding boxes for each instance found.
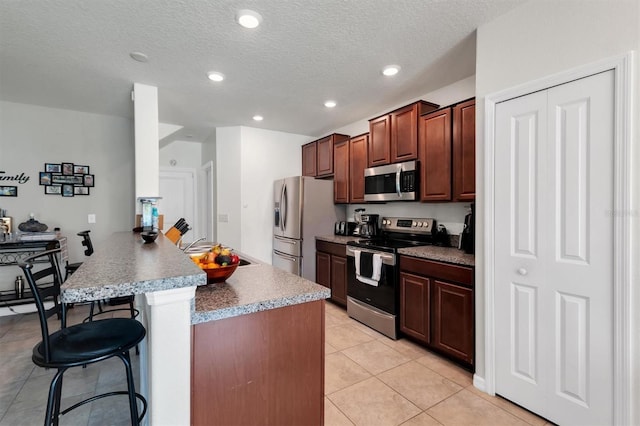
[475,0,640,422]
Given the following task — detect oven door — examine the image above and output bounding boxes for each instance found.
[345,246,397,315]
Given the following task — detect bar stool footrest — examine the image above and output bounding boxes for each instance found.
[60,390,147,423]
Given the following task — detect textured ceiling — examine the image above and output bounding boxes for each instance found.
[0,0,524,141]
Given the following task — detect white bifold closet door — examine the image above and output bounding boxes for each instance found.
[494,70,614,426]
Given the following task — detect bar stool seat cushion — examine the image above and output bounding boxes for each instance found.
[33,318,145,367]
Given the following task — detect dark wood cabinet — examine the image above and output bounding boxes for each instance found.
[302,134,349,178]
[333,140,349,203]
[330,255,348,307]
[432,280,474,365]
[369,101,439,167]
[315,240,347,307]
[316,136,334,177]
[315,251,331,289]
[349,133,368,203]
[400,272,431,344]
[419,108,452,201]
[391,104,420,163]
[399,255,474,368]
[302,141,317,177]
[453,99,476,201]
[368,114,391,167]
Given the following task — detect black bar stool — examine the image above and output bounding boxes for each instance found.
[19,248,147,426]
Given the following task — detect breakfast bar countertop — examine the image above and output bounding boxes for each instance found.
[61,231,206,303]
[192,262,330,324]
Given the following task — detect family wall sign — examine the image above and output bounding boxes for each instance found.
[0,163,95,197]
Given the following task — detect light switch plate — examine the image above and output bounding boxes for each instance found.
[218,214,228,223]
[88,214,96,223]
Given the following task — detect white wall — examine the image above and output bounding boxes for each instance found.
[215,127,243,251]
[159,140,202,169]
[0,100,135,290]
[215,126,311,262]
[475,1,640,422]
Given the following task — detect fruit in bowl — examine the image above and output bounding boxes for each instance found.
[190,244,240,283]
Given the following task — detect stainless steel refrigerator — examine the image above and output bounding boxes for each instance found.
[273,176,345,281]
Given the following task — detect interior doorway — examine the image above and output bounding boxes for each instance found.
[159,167,197,244]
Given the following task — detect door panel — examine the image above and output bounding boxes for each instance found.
[494,71,614,425]
[511,283,537,383]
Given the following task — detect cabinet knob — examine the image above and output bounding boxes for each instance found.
[517,268,528,276]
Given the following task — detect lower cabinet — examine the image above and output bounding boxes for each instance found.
[399,272,430,344]
[399,256,474,368]
[315,240,348,307]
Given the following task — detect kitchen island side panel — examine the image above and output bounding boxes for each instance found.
[191,300,325,425]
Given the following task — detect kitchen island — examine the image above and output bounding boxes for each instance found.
[61,232,329,426]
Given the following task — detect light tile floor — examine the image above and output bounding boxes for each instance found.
[0,304,139,425]
[0,302,551,425]
[323,301,551,426]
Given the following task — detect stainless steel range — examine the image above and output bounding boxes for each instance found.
[345,217,441,339]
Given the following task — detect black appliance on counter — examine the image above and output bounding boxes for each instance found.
[334,221,357,236]
[460,203,475,254]
[345,216,436,339]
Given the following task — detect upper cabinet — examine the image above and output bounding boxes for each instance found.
[418,98,476,203]
[419,108,452,201]
[349,133,368,203]
[452,99,476,201]
[333,133,368,204]
[302,142,317,177]
[302,133,349,178]
[368,101,439,167]
[333,139,350,204]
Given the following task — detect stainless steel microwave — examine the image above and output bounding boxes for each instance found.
[364,160,418,202]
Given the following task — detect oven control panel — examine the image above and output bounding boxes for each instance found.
[380,217,435,234]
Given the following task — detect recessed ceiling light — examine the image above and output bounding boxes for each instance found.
[382,65,401,76]
[253,115,264,121]
[324,100,337,108]
[129,52,149,63]
[236,9,262,29]
[207,72,225,82]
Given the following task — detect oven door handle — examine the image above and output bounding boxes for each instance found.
[396,165,401,197]
[345,245,395,266]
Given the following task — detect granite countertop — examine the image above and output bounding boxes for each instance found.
[61,231,206,303]
[316,235,475,267]
[192,262,330,324]
[398,246,475,267]
[316,235,359,245]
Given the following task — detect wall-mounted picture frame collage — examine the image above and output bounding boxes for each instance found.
[40,162,94,197]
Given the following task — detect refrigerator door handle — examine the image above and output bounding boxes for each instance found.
[274,250,297,262]
[274,235,297,245]
[281,183,288,232]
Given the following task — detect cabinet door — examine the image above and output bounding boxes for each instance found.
[419,108,452,201]
[399,272,430,344]
[333,140,349,203]
[315,251,331,289]
[330,255,348,307]
[391,104,419,163]
[368,115,391,167]
[349,134,368,203]
[453,99,475,201]
[302,142,317,177]
[316,136,333,177]
[432,280,473,364]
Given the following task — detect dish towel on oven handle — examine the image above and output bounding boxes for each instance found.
[354,250,382,286]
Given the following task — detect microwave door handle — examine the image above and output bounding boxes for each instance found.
[396,166,401,197]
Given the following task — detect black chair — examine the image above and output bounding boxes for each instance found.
[19,248,147,426]
[64,230,93,280]
[64,230,137,322]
